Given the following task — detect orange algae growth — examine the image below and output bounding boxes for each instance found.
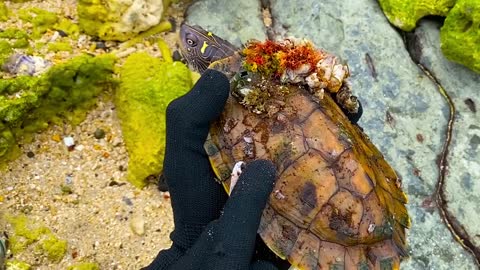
[243,39,323,77]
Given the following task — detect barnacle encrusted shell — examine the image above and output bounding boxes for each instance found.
[205,39,410,269]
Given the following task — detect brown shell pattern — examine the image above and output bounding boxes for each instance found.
[204,62,410,270]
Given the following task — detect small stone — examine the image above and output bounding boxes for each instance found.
[130,214,145,236]
[57,30,68,37]
[63,136,75,148]
[112,137,123,147]
[75,144,85,151]
[96,41,107,50]
[94,128,106,139]
[52,134,62,142]
[122,196,133,206]
[26,151,35,158]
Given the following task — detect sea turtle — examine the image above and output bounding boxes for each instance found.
[179,23,410,270]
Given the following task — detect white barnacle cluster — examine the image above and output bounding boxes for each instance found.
[277,37,351,100]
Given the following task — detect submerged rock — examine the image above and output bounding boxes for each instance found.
[440,0,480,74]
[115,52,192,188]
[377,0,455,31]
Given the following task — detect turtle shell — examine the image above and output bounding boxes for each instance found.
[204,57,409,270]
[179,24,410,270]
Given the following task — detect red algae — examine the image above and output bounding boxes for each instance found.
[242,39,323,77]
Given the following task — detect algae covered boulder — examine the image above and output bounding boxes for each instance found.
[0,54,116,166]
[441,0,480,73]
[77,0,165,41]
[378,0,456,31]
[115,52,192,188]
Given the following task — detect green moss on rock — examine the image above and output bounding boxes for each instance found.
[5,214,67,263]
[0,2,8,22]
[54,18,80,38]
[115,52,192,187]
[66,262,100,270]
[77,0,170,41]
[0,54,116,166]
[378,0,456,31]
[18,8,58,38]
[47,42,72,52]
[0,29,30,62]
[37,234,68,262]
[0,40,13,66]
[441,0,480,73]
[6,260,31,270]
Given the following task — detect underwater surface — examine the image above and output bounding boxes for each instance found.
[1,0,479,269]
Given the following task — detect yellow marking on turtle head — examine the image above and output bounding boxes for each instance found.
[201,41,209,54]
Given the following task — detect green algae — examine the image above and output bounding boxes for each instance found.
[18,8,58,38]
[54,18,80,38]
[37,234,68,262]
[0,2,8,22]
[0,29,30,66]
[78,0,174,41]
[0,40,13,66]
[115,52,192,187]
[6,260,31,270]
[378,0,456,31]
[66,262,100,270]
[47,42,72,52]
[440,0,480,73]
[5,214,67,263]
[0,54,117,167]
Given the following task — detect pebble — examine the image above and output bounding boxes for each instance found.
[94,128,105,139]
[26,151,35,158]
[57,30,68,37]
[112,137,123,147]
[122,196,133,206]
[130,214,145,236]
[63,136,75,147]
[95,41,107,50]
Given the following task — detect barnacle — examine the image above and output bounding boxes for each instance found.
[240,38,357,113]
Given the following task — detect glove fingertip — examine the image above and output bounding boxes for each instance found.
[235,159,277,195]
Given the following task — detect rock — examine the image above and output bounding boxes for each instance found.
[184,0,266,47]
[77,0,164,41]
[93,128,106,139]
[0,54,116,166]
[114,52,192,187]
[440,0,480,74]
[26,151,35,158]
[407,18,480,253]
[377,0,455,31]
[186,0,479,268]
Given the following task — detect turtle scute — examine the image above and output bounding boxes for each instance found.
[203,39,409,270]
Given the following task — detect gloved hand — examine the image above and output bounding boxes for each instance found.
[142,69,279,270]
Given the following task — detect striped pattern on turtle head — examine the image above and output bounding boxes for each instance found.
[179,23,238,74]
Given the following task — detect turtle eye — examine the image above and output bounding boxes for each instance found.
[185,33,198,47]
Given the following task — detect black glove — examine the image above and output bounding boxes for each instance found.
[142,69,279,270]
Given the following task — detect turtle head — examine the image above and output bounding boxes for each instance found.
[179,23,239,74]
